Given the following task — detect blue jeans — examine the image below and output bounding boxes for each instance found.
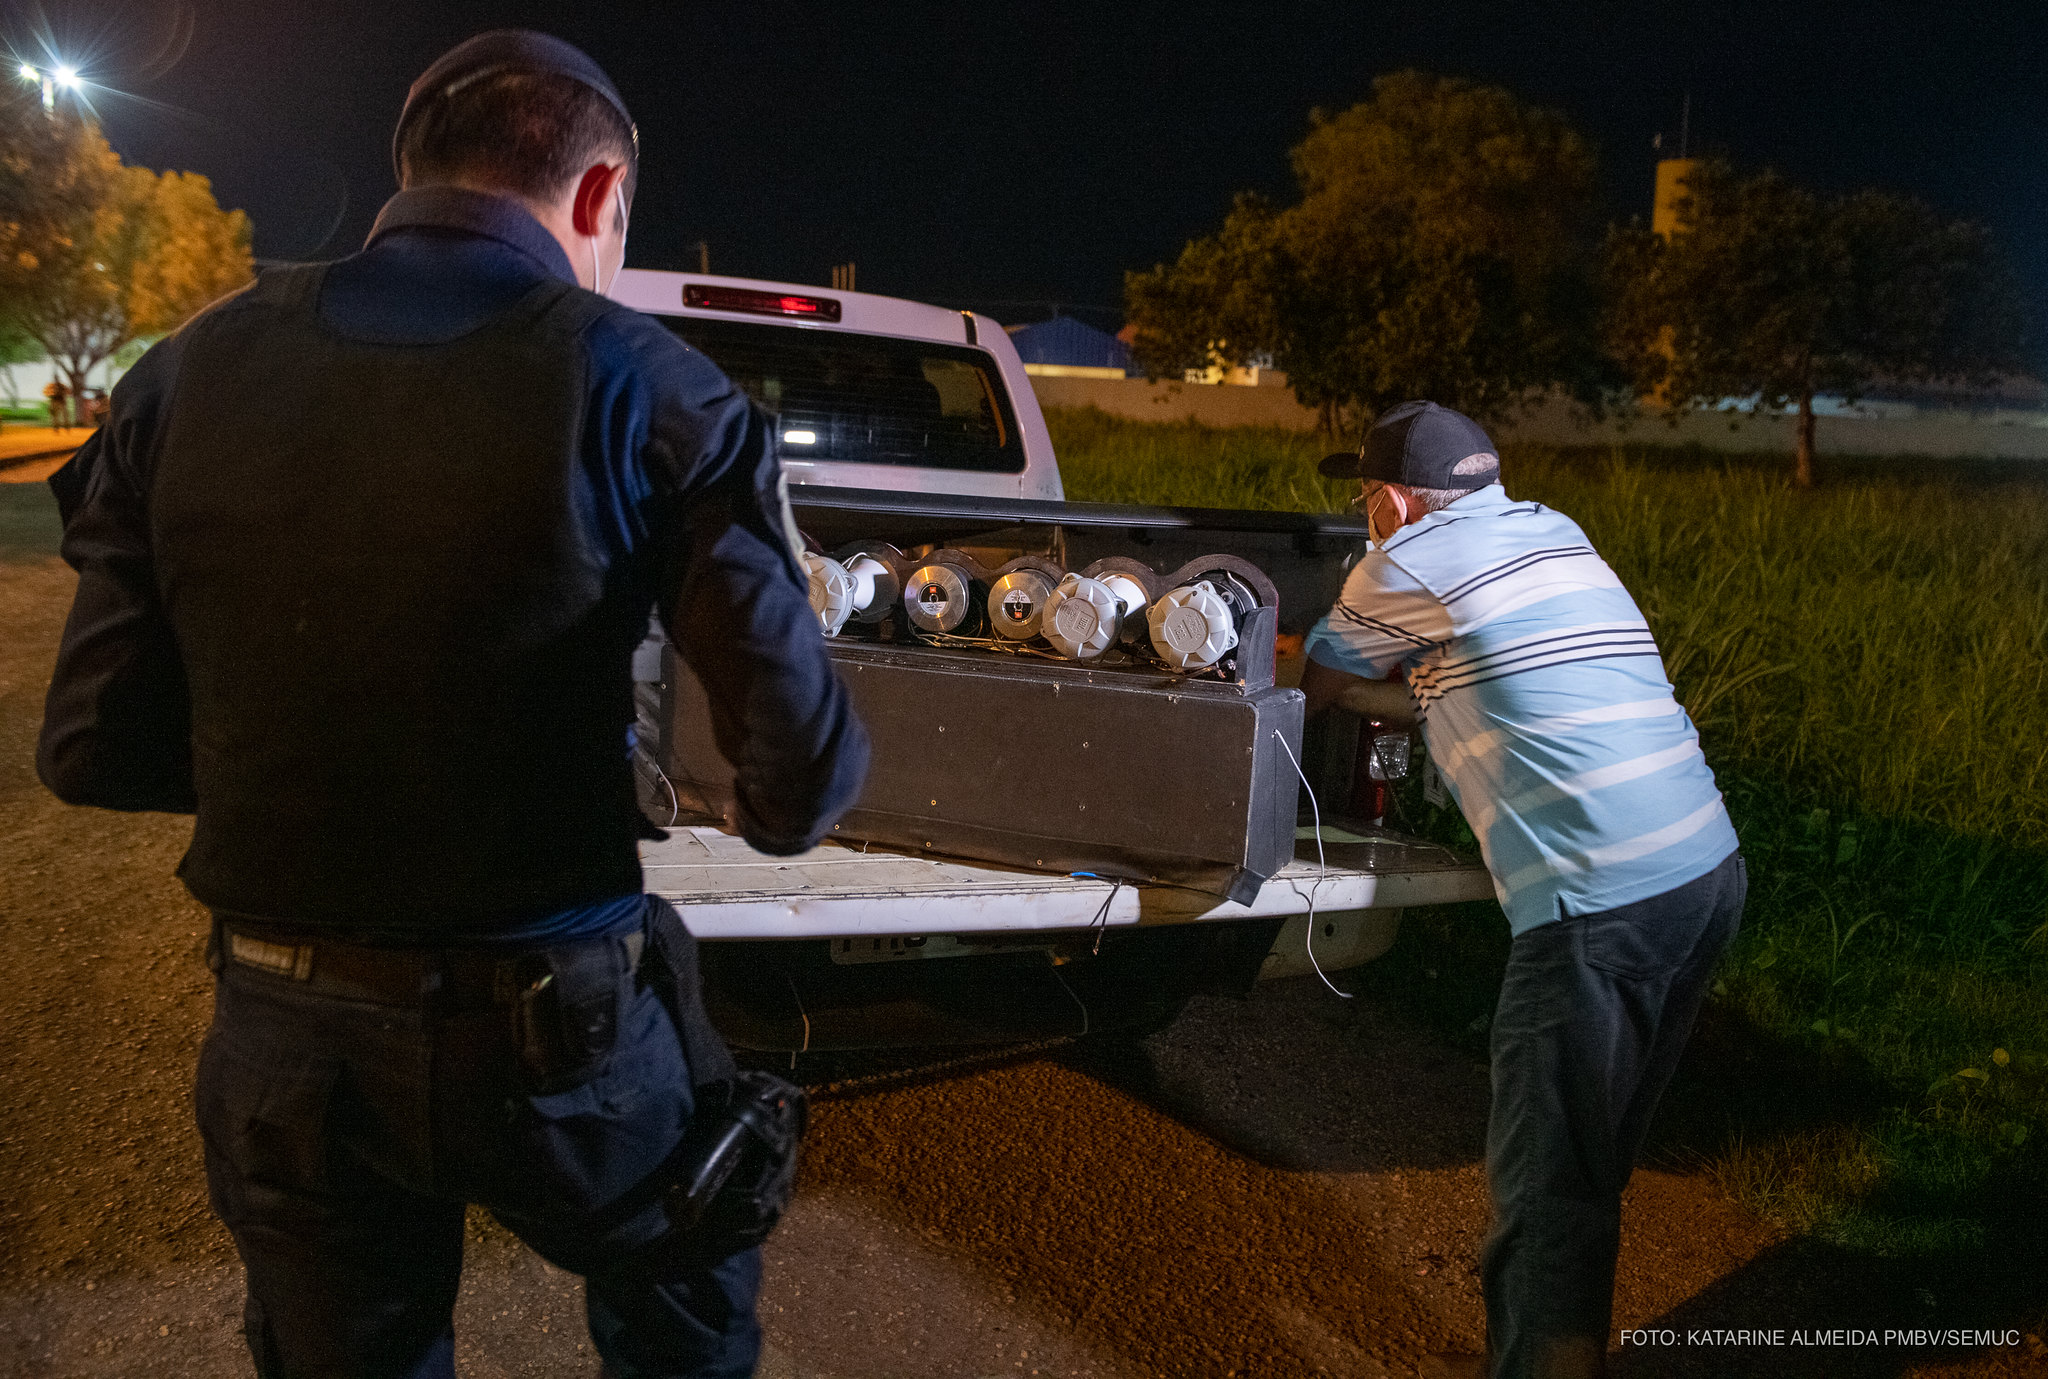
[195,919,761,1379]
[1482,852,1745,1379]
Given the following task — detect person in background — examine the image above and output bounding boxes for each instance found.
[1300,401,1745,1379]
[37,29,867,1379]
[43,377,67,430]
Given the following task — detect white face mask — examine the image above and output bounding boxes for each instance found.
[1357,482,1409,545]
[590,182,627,295]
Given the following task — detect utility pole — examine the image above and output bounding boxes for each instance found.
[691,241,709,274]
[830,262,856,291]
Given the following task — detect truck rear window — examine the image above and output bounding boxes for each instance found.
[661,316,1025,474]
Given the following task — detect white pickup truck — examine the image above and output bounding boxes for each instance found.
[608,268,1494,1051]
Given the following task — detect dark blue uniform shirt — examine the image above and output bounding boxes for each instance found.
[39,186,868,943]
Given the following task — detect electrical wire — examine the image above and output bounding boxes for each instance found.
[1070,872,1127,955]
[651,759,680,827]
[910,629,1223,678]
[1049,962,1090,1036]
[1272,728,1354,999]
[786,974,811,1066]
[805,1035,1078,1100]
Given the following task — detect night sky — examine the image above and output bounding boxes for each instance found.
[12,1,2047,335]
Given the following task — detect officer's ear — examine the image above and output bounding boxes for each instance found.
[570,162,628,237]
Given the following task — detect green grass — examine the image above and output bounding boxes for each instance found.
[1051,406,1353,512]
[1047,405,2048,1262]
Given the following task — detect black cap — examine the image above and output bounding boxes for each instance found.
[1320,401,1499,487]
[392,30,637,181]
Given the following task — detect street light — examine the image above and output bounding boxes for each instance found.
[13,59,81,111]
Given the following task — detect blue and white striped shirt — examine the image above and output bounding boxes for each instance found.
[1304,484,1736,934]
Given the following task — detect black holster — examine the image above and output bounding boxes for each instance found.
[510,936,632,1095]
[633,898,806,1267]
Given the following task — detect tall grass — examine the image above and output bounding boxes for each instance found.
[1048,405,2048,1256]
[1051,407,1351,513]
[1516,459,2048,850]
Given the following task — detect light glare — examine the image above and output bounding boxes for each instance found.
[782,430,818,446]
[18,63,36,81]
[54,65,78,88]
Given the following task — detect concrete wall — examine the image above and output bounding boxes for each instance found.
[1501,395,2048,461]
[1028,374,1323,430]
[0,357,127,409]
[1027,375,2048,460]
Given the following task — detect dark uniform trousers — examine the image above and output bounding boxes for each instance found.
[195,909,761,1379]
[1481,850,1746,1379]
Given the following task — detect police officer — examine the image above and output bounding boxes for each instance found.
[37,31,868,1379]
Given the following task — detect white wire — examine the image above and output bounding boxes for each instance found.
[1272,728,1354,999]
[651,760,680,826]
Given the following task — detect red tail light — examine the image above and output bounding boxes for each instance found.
[683,284,843,322]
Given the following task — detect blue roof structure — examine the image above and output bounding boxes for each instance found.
[1004,317,1132,372]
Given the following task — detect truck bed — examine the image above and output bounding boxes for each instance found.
[645,824,1495,940]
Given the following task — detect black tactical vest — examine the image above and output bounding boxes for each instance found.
[151,265,650,932]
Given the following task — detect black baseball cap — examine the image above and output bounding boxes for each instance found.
[1320,401,1499,487]
[393,30,637,181]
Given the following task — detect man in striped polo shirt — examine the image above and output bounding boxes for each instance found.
[1300,401,1746,1379]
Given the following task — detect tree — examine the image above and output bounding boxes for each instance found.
[1605,160,2027,486]
[0,322,40,410]
[1125,71,1606,431]
[1,105,251,405]
[2,88,114,340]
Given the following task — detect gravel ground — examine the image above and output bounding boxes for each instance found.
[3,555,2040,1378]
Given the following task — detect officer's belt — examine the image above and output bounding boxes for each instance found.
[213,913,644,1010]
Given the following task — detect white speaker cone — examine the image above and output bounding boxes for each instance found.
[843,553,899,622]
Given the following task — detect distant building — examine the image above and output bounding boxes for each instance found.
[1004,317,1132,379]
[1182,357,1289,389]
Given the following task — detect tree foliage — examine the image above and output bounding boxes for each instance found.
[0,98,251,403]
[0,318,38,410]
[1605,160,2027,485]
[0,317,39,363]
[1124,72,1605,430]
[2,87,111,310]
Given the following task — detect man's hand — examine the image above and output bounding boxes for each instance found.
[1300,656,1417,727]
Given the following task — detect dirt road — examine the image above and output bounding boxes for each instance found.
[2,554,2037,1377]
[0,429,83,485]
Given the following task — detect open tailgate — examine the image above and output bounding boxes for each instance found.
[642,824,1494,940]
